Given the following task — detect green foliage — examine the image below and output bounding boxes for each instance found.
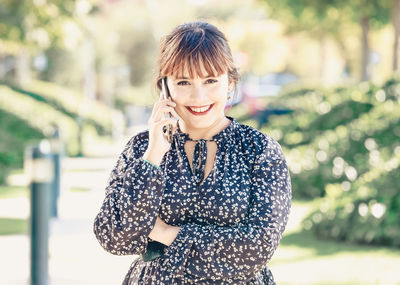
[263,79,399,197]
[6,80,118,136]
[0,84,78,184]
[303,161,400,248]
[0,0,79,50]
[0,109,44,184]
[260,75,400,247]
[264,0,393,78]
[266,0,392,35]
[0,84,80,153]
[0,81,125,185]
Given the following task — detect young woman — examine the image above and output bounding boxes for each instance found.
[93,21,292,285]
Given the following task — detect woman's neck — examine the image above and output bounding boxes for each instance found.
[178,116,231,140]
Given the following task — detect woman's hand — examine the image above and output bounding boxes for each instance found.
[142,92,180,166]
[148,216,180,246]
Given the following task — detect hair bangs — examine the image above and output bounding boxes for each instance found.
[165,38,229,79]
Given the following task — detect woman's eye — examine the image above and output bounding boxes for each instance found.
[206,79,217,84]
[177,81,189,86]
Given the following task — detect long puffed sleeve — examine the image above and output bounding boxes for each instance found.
[162,135,292,282]
[93,131,166,255]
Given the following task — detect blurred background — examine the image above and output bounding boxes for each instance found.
[1,0,400,284]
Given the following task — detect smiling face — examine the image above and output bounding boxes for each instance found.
[156,22,240,137]
[166,61,233,132]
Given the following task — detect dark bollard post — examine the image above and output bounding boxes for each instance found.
[49,127,63,218]
[25,140,54,285]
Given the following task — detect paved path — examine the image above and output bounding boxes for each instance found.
[0,191,135,285]
[0,126,147,285]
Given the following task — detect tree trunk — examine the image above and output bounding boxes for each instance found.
[16,49,30,86]
[393,0,400,71]
[361,14,370,81]
[334,34,353,78]
[319,36,327,83]
[83,37,96,101]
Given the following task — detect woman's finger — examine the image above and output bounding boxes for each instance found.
[150,98,175,120]
[158,105,176,114]
[155,115,178,126]
[154,104,177,122]
[160,100,179,119]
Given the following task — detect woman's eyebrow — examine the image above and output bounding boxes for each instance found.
[174,74,215,80]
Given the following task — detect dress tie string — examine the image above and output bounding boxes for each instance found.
[190,138,209,185]
[175,117,236,185]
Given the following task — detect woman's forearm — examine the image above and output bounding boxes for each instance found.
[148,216,181,246]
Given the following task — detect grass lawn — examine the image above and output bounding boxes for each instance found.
[0,185,28,199]
[0,185,29,235]
[0,217,27,235]
[270,200,400,285]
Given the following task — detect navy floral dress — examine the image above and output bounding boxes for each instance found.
[93,116,292,284]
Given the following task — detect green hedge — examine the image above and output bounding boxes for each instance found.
[302,154,400,248]
[258,75,400,248]
[0,81,125,185]
[0,109,45,184]
[21,80,124,136]
[261,77,400,199]
[0,85,80,153]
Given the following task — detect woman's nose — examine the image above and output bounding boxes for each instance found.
[190,86,207,100]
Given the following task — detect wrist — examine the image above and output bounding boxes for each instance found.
[148,218,165,241]
[142,149,163,167]
[165,225,180,247]
[148,220,179,246]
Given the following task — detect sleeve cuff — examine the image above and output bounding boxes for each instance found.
[136,156,165,177]
[162,223,198,278]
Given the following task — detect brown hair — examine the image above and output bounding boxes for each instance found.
[153,21,240,109]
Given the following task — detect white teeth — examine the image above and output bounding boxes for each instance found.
[189,105,212,113]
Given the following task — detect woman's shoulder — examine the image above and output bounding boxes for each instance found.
[121,129,150,158]
[235,121,284,161]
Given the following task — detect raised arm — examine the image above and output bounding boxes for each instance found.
[93,131,166,255]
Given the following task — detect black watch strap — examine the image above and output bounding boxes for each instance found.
[141,240,168,262]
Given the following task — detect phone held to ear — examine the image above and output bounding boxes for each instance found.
[162,77,174,144]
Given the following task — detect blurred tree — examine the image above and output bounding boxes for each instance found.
[393,0,400,71]
[352,0,391,81]
[264,0,392,81]
[39,46,83,88]
[0,0,99,85]
[0,0,75,48]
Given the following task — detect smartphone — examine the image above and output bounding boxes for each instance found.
[161,77,173,143]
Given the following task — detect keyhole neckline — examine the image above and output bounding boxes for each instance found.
[170,115,238,186]
[174,115,238,143]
